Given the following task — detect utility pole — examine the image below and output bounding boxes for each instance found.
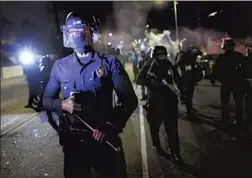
[173,0,179,43]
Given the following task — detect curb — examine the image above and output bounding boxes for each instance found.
[0,112,40,137]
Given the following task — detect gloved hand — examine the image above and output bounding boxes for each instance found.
[61,96,82,114]
[92,122,118,142]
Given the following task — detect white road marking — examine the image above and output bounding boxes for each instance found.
[139,105,149,178]
[1,112,40,137]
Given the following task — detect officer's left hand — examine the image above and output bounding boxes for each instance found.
[92,122,118,142]
[92,129,105,142]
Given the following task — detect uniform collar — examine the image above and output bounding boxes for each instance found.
[71,51,97,66]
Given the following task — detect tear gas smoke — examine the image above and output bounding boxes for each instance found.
[100,1,251,57]
[100,2,156,51]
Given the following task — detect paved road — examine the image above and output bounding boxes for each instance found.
[1,79,251,178]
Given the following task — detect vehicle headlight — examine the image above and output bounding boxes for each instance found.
[19,51,34,65]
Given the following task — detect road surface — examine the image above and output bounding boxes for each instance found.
[1,78,251,178]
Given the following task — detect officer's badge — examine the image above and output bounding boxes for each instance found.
[96,65,105,77]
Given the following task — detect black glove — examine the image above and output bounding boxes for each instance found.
[96,122,118,136]
[93,122,119,143]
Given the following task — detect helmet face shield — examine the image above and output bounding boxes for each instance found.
[60,12,100,49]
[61,24,87,48]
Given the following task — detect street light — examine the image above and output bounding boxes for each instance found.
[109,33,112,37]
[108,42,111,45]
[120,41,124,44]
[146,24,150,28]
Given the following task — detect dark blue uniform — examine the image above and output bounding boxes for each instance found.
[213,51,247,135]
[39,57,58,132]
[245,55,252,135]
[177,52,203,114]
[43,51,137,178]
[137,58,182,158]
[22,61,41,108]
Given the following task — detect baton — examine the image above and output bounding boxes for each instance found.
[73,114,121,152]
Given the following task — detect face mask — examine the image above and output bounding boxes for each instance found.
[157,53,167,61]
[69,29,88,53]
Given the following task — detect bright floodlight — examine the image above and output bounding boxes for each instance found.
[108,33,112,37]
[108,42,112,45]
[19,51,34,65]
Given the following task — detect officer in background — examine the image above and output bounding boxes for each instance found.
[39,55,59,132]
[131,48,139,81]
[213,38,247,138]
[43,11,137,178]
[244,43,252,136]
[22,57,41,109]
[138,51,148,100]
[136,46,182,163]
[176,46,203,116]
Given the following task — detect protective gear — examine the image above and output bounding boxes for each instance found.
[136,49,181,157]
[60,11,100,52]
[43,50,137,178]
[221,38,236,51]
[177,49,203,113]
[153,46,168,57]
[152,46,169,66]
[213,50,246,136]
[187,46,202,57]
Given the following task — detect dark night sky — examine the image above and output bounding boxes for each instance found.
[54,1,252,38]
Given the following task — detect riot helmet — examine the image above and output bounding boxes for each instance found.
[221,38,236,52]
[153,46,168,61]
[60,11,100,53]
[187,45,202,56]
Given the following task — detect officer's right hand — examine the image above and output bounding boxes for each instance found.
[61,97,82,114]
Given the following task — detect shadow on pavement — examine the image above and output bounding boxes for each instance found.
[196,132,251,178]
[178,112,222,131]
[198,83,221,88]
[178,111,251,178]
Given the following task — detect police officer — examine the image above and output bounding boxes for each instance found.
[39,55,59,132]
[22,56,41,109]
[131,48,139,81]
[213,38,247,137]
[244,43,252,136]
[39,55,53,106]
[138,51,148,100]
[176,46,203,115]
[43,11,138,178]
[136,46,182,163]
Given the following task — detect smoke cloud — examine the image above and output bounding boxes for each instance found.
[100,2,154,51]
[101,1,251,58]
